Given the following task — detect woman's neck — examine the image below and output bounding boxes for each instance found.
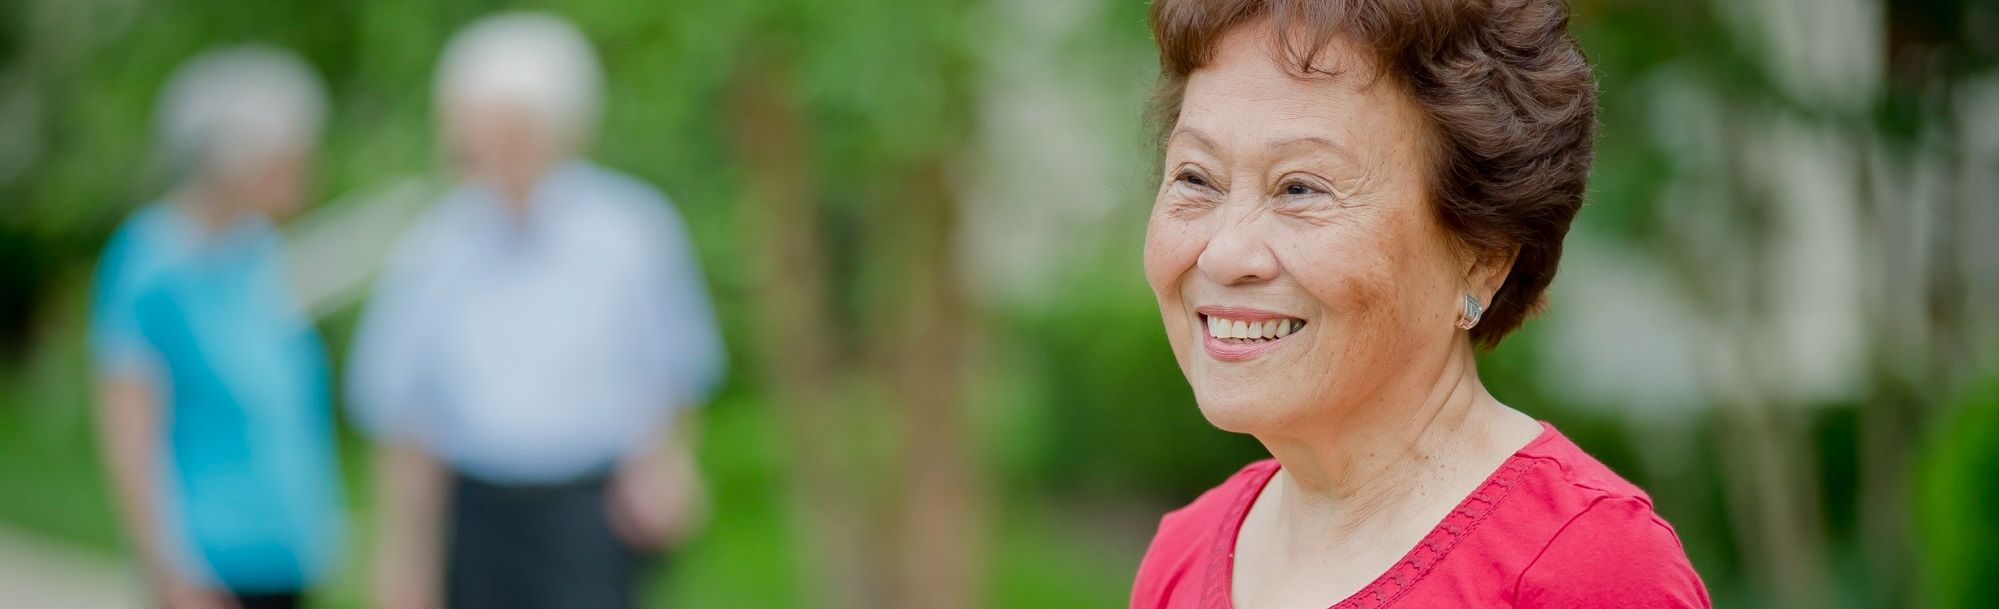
[1256,343,1533,541]
[171,184,247,239]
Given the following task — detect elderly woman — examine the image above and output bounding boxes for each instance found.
[90,46,341,609]
[1130,1,1708,608]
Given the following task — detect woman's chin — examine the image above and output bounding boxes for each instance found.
[1193,392,1296,436]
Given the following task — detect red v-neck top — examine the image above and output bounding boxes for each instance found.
[1130,423,1710,609]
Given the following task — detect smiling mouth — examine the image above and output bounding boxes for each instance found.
[1200,313,1307,344]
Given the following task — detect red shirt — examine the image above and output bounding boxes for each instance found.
[1131,423,1710,609]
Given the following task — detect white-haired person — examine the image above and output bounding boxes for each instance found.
[89,46,343,609]
[347,12,724,609]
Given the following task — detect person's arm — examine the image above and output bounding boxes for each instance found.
[91,229,233,609]
[371,441,448,609]
[608,408,709,550]
[96,376,234,609]
[346,208,452,609]
[605,197,720,550]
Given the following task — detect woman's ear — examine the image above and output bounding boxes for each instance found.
[1465,245,1518,305]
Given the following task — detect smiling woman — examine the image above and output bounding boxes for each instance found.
[1130,1,1710,609]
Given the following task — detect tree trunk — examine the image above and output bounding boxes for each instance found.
[727,57,886,609]
[880,157,985,609]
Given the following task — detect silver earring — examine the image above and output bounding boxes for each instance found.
[1456,294,1483,330]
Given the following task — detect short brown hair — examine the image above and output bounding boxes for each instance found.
[1149,0,1598,348]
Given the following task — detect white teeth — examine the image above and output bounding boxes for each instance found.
[1206,315,1303,340]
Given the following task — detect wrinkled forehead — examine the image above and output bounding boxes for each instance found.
[1172,25,1421,159]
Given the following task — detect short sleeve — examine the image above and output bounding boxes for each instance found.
[630,198,726,410]
[89,227,162,381]
[1514,496,1711,608]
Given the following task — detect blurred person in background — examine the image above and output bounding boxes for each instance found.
[89,46,343,609]
[1129,1,1708,608]
[346,12,723,609]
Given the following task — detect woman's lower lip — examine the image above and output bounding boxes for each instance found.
[1203,332,1291,361]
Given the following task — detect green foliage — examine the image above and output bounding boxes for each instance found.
[1915,370,1999,609]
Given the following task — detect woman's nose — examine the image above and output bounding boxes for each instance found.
[1196,203,1279,286]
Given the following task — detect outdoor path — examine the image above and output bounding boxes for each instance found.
[0,524,136,609]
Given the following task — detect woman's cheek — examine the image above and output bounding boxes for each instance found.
[1278,224,1395,316]
[1143,215,1206,295]
[1144,217,1205,377]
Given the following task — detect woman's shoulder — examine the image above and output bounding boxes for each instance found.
[1494,425,1711,607]
[1513,424,1656,503]
[1508,494,1710,607]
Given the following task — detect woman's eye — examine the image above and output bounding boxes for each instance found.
[1178,172,1210,188]
[1279,175,1327,196]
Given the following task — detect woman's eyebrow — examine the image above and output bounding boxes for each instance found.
[1270,135,1358,164]
[1168,126,1221,151]
[1170,127,1356,160]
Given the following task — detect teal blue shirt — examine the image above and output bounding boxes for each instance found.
[89,203,343,592]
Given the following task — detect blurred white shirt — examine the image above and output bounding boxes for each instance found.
[347,160,724,484]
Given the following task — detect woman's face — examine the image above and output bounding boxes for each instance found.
[212,145,313,219]
[1144,26,1473,436]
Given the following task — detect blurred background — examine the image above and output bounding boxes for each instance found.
[1,0,1996,608]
